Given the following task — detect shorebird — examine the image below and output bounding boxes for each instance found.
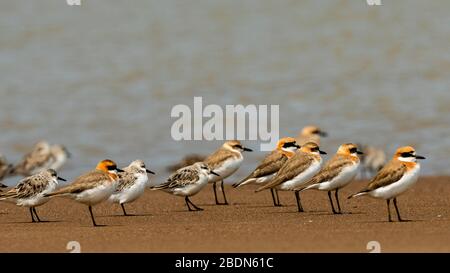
[255,142,326,211]
[109,160,155,216]
[11,141,53,177]
[151,162,219,211]
[297,143,363,214]
[358,144,386,179]
[0,169,66,222]
[44,159,123,227]
[296,125,328,145]
[204,140,252,205]
[348,146,425,222]
[0,155,13,189]
[233,137,300,206]
[48,144,71,171]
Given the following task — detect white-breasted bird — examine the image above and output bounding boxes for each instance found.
[151,162,219,211]
[233,137,300,206]
[0,169,66,222]
[298,143,363,214]
[109,160,155,216]
[348,146,425,222]
[204,140,252,205]
[256,142,326,212]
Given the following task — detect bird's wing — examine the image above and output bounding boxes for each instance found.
[204,148,237,170]
[154,167,200,190]
[256,153,314,191]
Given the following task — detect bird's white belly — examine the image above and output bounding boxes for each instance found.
[318,163,359,191]
[208,157,243,183]
[110,175,148,204]
[173,176,209,197]
[370,165,420,200]
[75,183,116,206]
[278,161,322,191]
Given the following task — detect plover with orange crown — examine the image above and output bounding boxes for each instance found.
[296,125,328,145]
[255,142,326,212]
[0,169,66,222]
[233,137,300,206]
[348,146,425,222]
[204,140,252,205]
[109,160,155,216]
[298,143,363,214]
[151,162,219,211]
[44,159,123,227]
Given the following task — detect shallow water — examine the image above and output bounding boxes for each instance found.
[0,0,449,185]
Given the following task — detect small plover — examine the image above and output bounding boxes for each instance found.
[0,169,66,222]
[151,162,219,211]
[11,141,53,176]
[348,146,425,222]
[298,143,363,214]
[44,159,123,227]
[0,155,13,188]
[296,125,328,145]
[255,142,326,212]
[233,137,300,206]
[48,144,71,171]
[109,160,155,216]
[204,140,252,205]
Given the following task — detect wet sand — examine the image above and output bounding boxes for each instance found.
[0,176,449,253]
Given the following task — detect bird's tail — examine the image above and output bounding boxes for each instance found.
[232,177,256,188]
[298,183,320,192]
[347,191,368,199]
[148,182,170,191]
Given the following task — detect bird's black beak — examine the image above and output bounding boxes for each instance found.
[243,147,253,152]
[57,177,67,182]
[210,171,220,177]
[415,155,426,160]
[146,169,156,174]
[319,150,327,155]
[116,168,124,173]
[319,131,328,137]
[357,150,364,155]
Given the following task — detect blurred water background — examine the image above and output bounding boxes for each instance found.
[0,0,449,185]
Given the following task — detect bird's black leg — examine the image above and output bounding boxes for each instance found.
[275,189,282,206]
[335,189,342,214]
[185,196,194,211]
[32,207,41,222]
[186,197,204,211]
[213,182,220,205]
[393,198,404,222]
[29,207,36,223]
[220,180,229,205]
[121,203,128,216]
[295,191,304,212]
[270,189,277,206]
[386,199,392,222]
[88,206,98,227]
[328,191,337,214]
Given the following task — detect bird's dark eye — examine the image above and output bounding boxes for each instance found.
[401,152,413,157]
[107,165,116,170]
[350,148,357,153]
[312,130,320,134]
[283,142,296,148]
[235,145,243,149]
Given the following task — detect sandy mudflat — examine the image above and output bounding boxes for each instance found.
[0,176,449,253]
